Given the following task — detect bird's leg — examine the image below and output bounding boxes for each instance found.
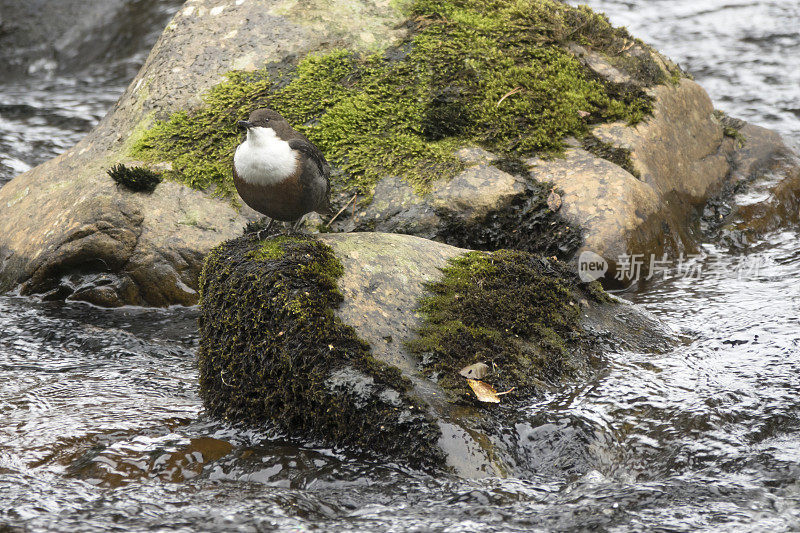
[255,217,275,240]
[291,215,306,233]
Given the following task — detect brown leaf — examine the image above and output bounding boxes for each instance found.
[547,190,562,211]
[459,362,489,379]
[466,379,501,403]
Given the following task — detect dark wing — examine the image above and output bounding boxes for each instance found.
[289,138,333,215]
[288,138,330,179]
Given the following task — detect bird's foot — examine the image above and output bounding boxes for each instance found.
[245,217,275,240]
[285,216,307,235]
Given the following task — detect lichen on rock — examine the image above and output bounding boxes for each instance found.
[197,234,444,467]
[131,0,677,203]
[407,248,612,401]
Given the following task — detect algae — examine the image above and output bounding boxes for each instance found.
[581,134,641,178]
[132,0,671,202]
[106,163,162,193]
[437,180,584,261]
[407,249,611,401]
[198,234,443,467]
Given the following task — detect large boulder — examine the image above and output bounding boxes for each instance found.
[198,232,673,477]
[0,0,409,306]
[1,0,798,305]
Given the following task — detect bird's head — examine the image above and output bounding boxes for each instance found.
[237,108,290,144]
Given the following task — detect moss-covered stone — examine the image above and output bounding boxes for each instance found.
[407,249,612,401]
[131,0,676,203]
[197,234,443,467]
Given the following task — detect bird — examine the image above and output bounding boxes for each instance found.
[233,108,332,236]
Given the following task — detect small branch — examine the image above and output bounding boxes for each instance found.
[326,194,358,227]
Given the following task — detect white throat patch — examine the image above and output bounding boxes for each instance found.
[234,127,297,185]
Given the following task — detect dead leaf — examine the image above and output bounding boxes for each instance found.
[547,189,562,211]
[577,110,591,118]
[467,379,501,403]
[459,362,489,379]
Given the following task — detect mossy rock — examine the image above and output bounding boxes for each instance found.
[4,0,797,312]
[126,0,690,262]
[198,234,444,469]
[131,0,679,205]
[198,232,675,476]
[407,249,611,401]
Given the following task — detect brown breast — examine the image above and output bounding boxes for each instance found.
[233,161,308,222]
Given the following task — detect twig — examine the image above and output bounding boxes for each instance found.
[496,87,522,107]
[326,194,358,227]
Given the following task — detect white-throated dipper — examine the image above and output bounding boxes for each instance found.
[233,108,332,234]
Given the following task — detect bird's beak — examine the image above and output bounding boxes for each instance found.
[237,120,252,130]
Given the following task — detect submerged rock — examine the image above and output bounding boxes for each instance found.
[198,232,672,476]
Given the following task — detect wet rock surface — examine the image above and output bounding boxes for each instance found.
[525,79,800,276]
[335,156,583,260]
[198,232,674,476]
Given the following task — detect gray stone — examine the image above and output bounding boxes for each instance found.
[0,0,411,306]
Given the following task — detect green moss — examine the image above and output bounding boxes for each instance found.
[131,70,274,201]
[247,235,301,261]
[714,110,746,148]
[407,249,610,401]
[198,235,443,467]
[131,0,667,202]
[585,280,614,303]
[723,126,746,148]
[106,163,162,193]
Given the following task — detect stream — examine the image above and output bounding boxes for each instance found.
[1,0,799,531]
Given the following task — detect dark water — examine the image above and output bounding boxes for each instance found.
[2,1,800,531]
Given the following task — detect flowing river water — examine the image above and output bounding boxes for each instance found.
[1,1,799,531]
